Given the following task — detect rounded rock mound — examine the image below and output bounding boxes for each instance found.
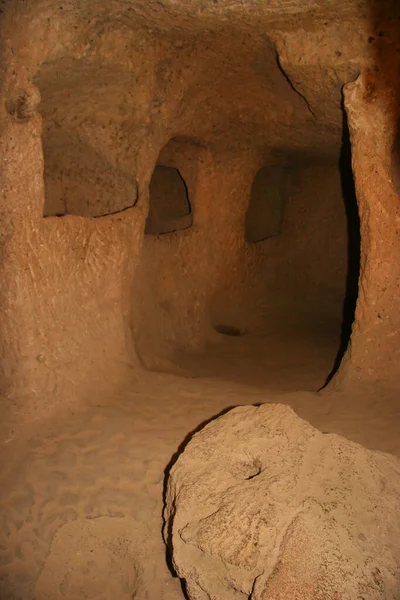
[165,403,400,600]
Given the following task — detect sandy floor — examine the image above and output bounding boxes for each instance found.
[174,321,341,390]
[1,337,399,599]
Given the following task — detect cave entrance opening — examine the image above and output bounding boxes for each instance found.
[172,118,359,391]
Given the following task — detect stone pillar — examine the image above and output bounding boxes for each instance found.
[0,85,144,417]
[131,149,259,368]
[333,73,400,390]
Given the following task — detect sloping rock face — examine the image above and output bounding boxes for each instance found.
[165,404,400,599]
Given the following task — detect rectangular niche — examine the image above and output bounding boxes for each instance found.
[42,130,138,218]
[145,165,192,235]
[245,166,287,242]
[34,58,139,219]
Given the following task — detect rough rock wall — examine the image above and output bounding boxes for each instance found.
[135,161,349,371]
[241,165,349,334]
[332,5,400,390]
[0,9,168,413]
[133,148,260,369]
[0,0,399,417]
[333,73,400,389]
[283,166,348,320]
[0,113,144,412]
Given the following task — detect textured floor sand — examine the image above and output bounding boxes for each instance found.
[174,326,340,390]
[0,369,399,599]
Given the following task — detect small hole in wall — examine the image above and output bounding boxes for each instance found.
[41,132,139,218]
[232,458,263,480]
[245,166,287,242]
[214,324,245,337]
[145,165,193,235]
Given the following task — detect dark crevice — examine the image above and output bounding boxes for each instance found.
[245,166,287,243]
[245,471,261,481]
[275,51,317,119]
[323,101,360,387]
[43,201,138,219]
[162,406,236,586]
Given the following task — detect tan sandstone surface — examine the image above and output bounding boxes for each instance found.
[166,403,400,599]
[0,0,399,597]
[1,376,400,599]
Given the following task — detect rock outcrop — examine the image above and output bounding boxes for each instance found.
[165,403,400,599]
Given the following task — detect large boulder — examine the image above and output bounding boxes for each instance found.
[165,404,400,599]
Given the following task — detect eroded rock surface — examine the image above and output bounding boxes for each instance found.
[0,0,399,417]
[34,517,176,600]
[165,404,400,599]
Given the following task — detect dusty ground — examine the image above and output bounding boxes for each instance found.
[0,335,399,599]
[174,318,342,390]
[0,0,399,597]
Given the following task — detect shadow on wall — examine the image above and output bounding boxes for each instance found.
[145,165,192,235]
[162,404,237,580]
[324,107,361,386]
[42,130,139,218]
[245,166,287,243]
